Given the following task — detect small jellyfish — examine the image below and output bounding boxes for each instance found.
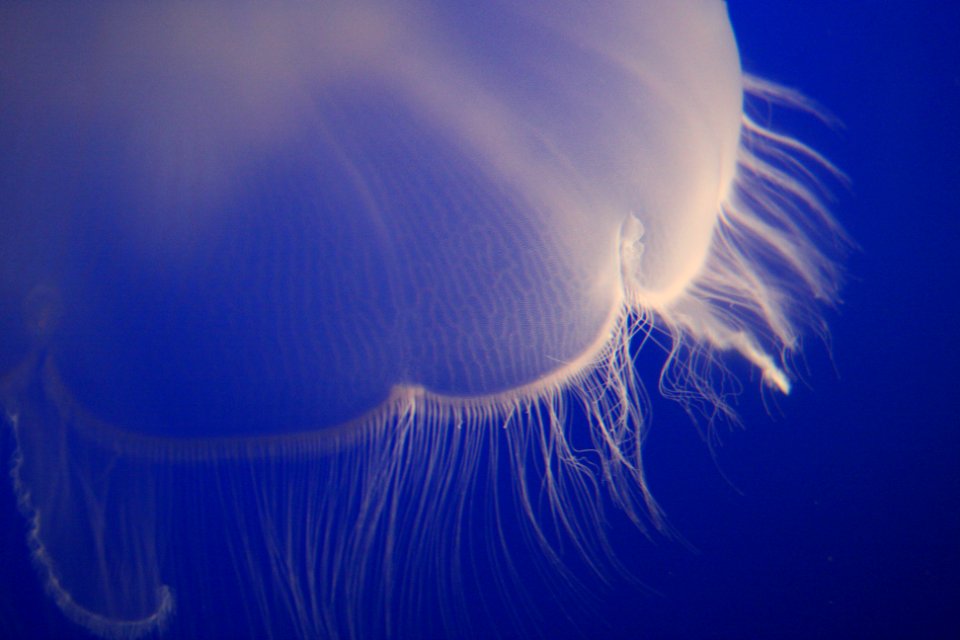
[0,1,843,638]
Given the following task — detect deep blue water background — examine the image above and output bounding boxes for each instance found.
[1,2,959,638]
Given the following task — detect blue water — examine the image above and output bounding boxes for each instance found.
[1,3,958,639]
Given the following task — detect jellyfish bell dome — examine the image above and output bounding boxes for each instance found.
[2,0,745,441]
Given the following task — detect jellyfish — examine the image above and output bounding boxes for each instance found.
[0,1,844,638]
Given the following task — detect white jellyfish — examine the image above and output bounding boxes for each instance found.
[0,2,844,638]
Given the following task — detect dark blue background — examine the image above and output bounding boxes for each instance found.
[2,3,958,639]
